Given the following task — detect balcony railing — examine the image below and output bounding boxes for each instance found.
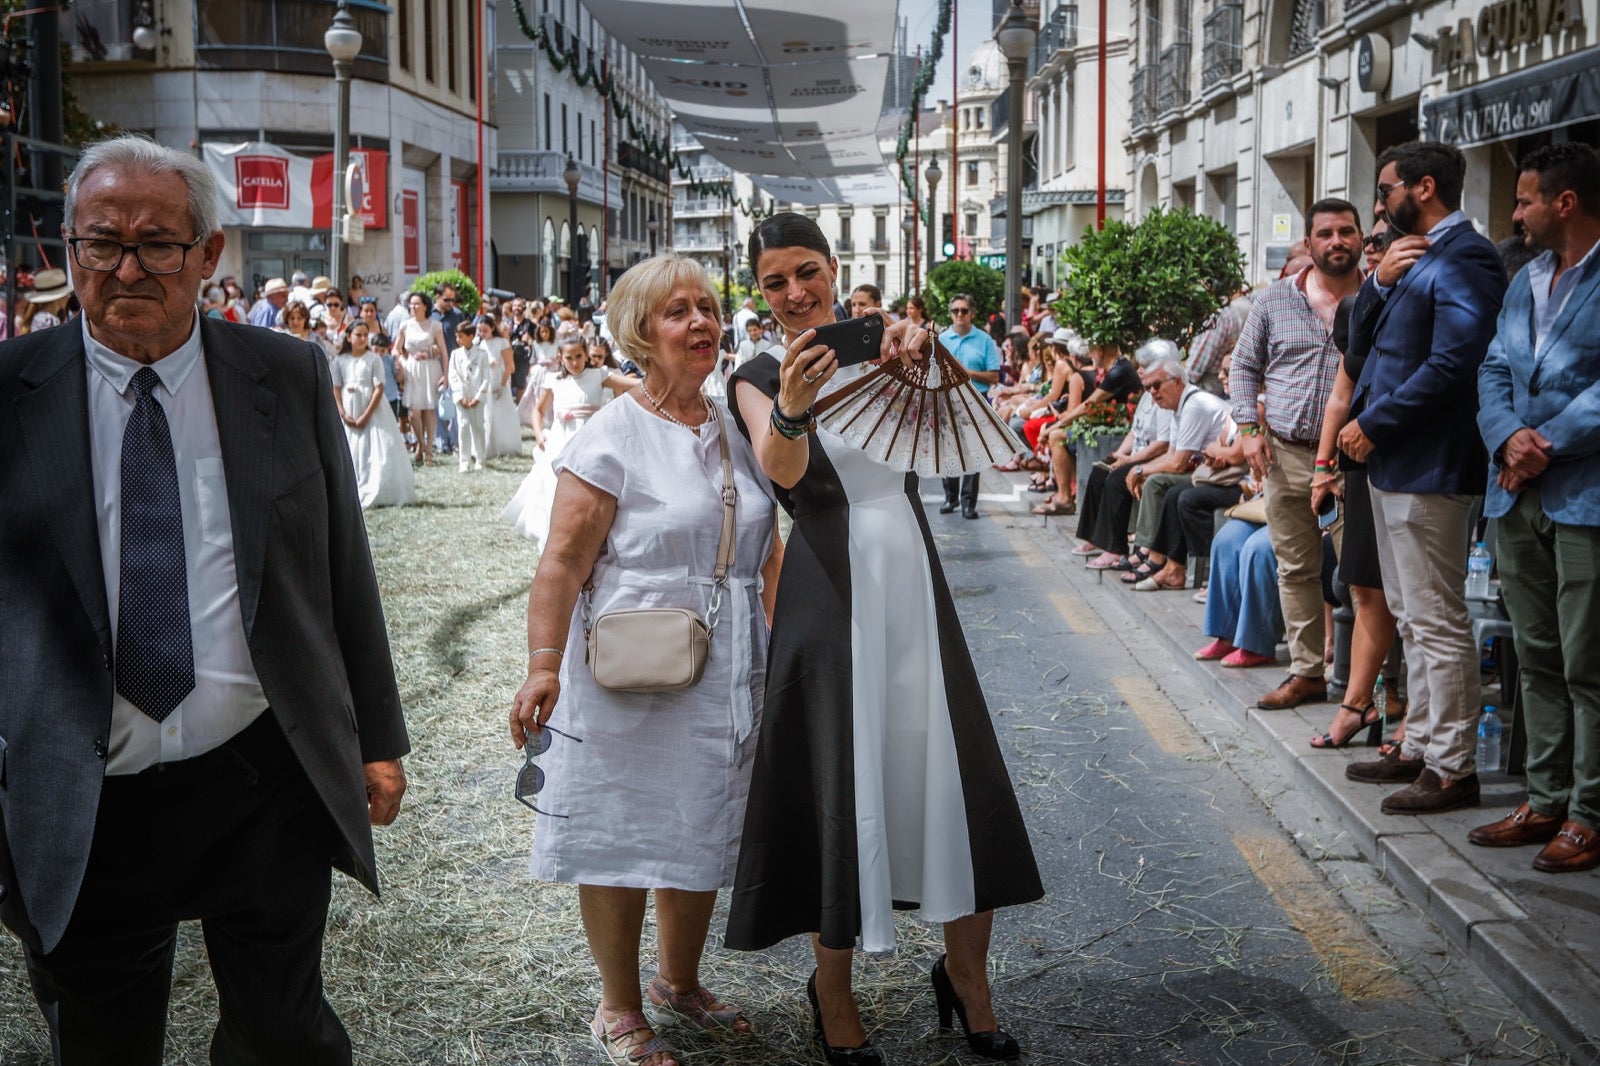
[1157,42,1191,115]
[670,234,729,252]
[1131,64,1158,130]
[1029,3,1079,77]
[835,237,854,253]
[1201,5,1242,91]
[869,238,891,253]
[618,142,669,185]
[675,198,729,216]
[490,150,619,204]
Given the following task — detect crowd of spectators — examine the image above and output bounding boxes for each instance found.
[987,138,1600,873]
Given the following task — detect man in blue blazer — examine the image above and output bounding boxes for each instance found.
[1339,141,1507,814]
[1471,142,1600,873]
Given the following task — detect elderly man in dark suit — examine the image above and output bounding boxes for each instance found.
[1340,141,1507,815]
[1471,142,1600,873]
[0,134,409,1064]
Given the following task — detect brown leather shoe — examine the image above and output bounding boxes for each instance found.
[1256,674,1328,710]
[1345,746,1425,784]
[1381,769,1481,815]
[1467,803,1564,847]
[1532,820,1600,873]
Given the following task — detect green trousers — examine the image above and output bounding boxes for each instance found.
[1495,487,1600,828]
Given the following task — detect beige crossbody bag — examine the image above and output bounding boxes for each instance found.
[581,406,736,692]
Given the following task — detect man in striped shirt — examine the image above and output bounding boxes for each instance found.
[1230,198,1366,710]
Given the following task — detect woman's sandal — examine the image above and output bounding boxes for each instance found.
[1026,477,1056,493]
[646,976,754,1035]
[591,1007,678,1066]
[994,458,1025,473]
[1031,498,1075,516]
[1120,561,1160,584]
[1310,703,1383,749]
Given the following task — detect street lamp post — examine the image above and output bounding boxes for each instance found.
[324,1,362,291]
[646,210,659,256]
[925,155,941,280]
[995,0,1037,334]
[900,215,915,296]
[563,155,581,304]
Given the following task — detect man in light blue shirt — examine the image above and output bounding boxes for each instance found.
[247,276,287,328]
[938,292,1002,518]
[1472,141,1600,873]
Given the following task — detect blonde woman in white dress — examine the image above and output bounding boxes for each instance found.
[334,321,415,507]
[509,253,782,1066]
[502,336,637,546]
[394,292,449,465]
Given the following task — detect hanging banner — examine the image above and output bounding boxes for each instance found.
[583,0,895,66]
[673,100,882,143]
[311,148,390,229]
[202,142,314,228]
[450,180,470,275]
[402,167,426,276]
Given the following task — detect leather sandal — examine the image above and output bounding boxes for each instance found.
[591,1007,677,1066]
[646,976,754,1034]
[1310,703,1383,749]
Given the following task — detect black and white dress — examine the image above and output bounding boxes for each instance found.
[725,354,1043,953]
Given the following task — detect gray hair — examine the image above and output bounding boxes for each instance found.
[1146,357,1188,384]
[606,253,721,372]
[1134,338,1181,367]
[64,134,221,240]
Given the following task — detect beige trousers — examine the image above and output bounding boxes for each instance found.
[1370,487,1479,776]
[1263,436,1338,679]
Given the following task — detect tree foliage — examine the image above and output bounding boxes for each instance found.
[408,270,482,317]
[921,260,1005,329]
[1054,207,1245,353]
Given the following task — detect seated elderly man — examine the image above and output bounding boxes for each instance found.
[1118,357,1233,588]
[1079,342,1175,566]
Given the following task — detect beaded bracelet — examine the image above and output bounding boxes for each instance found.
[1314,458,1336,472]
[770,404,815,440]
[1238,423,1263,437]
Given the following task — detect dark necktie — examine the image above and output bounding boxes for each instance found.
[115,366,194,722]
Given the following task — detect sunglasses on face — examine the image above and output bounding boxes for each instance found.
[515,723,582,817]
[1363,233,1392,251]
[949,306,972,315]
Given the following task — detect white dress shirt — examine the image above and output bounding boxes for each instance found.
[83,315,267,774]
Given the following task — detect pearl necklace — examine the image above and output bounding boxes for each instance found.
[639,380,711,431]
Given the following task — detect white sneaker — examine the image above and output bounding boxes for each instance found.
[459,463,471,473]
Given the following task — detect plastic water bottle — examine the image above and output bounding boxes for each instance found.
[1372,675,1387,719]
[1477,706,1503,774]
[1466,542,1493,599]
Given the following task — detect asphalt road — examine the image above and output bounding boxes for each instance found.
[895,484,1563,1066]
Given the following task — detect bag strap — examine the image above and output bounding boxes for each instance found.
[582,403,738,631]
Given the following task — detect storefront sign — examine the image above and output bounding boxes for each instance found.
[311,149,389,230]
[1356,34,1391,94]
[449,180,470,275]
[203,142,314,227]
[1425,44,1600,146]
[1431,0,1584,71]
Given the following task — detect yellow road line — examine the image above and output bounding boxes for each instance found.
[1049,590,1105,635]
[1007,531,1048,569]
[1234,833,1411,1003]
[1111,675,1206,756]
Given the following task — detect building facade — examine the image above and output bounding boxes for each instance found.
[1025,0,1132,292]
[493,0,673,303]
[68,0,497,303]
[1126,0,1598,283]
[669,125,751,301]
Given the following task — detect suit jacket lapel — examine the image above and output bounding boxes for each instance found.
[200,317,277,639]
[1372,223,1470,337]
[14,327,113,659]
[1534,253,1600,365]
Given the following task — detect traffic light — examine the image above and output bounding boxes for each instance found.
[941,215,956,259]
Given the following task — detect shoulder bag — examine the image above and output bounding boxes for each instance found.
[582,406,736,692]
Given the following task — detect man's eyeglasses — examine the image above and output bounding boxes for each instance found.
[515,722,582,818]
[949,306,972,315]
[1375,180,1410,201]
[66,235,203,276]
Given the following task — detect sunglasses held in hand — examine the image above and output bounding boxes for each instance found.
[515,722,582,818]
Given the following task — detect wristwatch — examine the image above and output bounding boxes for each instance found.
[1133,464,1144,477]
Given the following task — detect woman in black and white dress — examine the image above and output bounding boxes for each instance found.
[726,214,1042,1065]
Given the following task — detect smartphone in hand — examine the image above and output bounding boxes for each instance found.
[809,315,885,368]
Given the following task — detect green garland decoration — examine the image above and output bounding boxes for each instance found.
[897,0,954,223]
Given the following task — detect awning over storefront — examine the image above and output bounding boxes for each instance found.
[1425,46,1600,148]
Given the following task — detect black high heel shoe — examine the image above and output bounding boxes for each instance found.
[931,955,1020,1061]
[807,971,883,1066]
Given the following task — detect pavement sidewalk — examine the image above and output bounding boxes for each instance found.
[998,480,1600,1066]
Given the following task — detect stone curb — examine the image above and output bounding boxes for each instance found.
[1007,490,1600,1066]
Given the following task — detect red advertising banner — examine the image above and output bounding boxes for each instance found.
[401,190,421,275]
[450,179,470,275]
[311,148,389,229]
[233,154,292,210]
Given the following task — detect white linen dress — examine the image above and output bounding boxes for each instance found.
[479,336,523,457]
[528,397,776,890]
[501,367,610,546]
[335,352,415,508]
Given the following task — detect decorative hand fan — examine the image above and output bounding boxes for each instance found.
[814,337,1028,477]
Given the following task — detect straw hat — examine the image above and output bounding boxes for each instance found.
[27,268,71,303]
[261,277,289,296]
[311,275,335,294]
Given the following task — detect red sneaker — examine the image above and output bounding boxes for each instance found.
[1194,639,1234,661]
[1221,649,1276,668]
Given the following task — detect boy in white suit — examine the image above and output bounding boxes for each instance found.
[448,321,494,470]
